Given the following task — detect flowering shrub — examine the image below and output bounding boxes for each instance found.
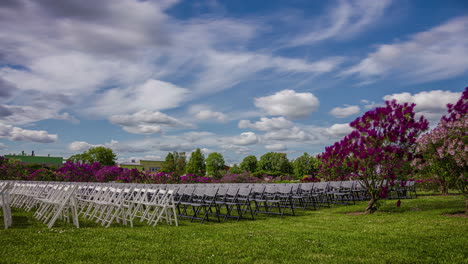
[318,100,428,213]
[301,175,320,182]
[95,166,124,182]
[413,87,467,197]
[115,168,145,183]
[179,174,212,183]
[0,159,30,180]
[55,161,102,182]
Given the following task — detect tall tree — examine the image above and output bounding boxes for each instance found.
[229,164,243,174]
[414,87,467,212]
[318,100,428,213]
[240,155,257,173]
[258,152,292,175]
[161,152,186,175]
[173,152,187,176]
[205,152,225,179]
[186,148,206,176]
[293,153,319,178]
[161,152,175,173]
[68,146,116,166]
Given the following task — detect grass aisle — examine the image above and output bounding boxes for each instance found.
[1,195,467,264]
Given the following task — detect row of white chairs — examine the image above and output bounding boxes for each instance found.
[2,181,178,228]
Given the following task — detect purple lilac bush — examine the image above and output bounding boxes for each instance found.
[318,100,429,213]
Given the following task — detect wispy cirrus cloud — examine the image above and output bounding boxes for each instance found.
[288,0,393,46]
[342,16,468,83]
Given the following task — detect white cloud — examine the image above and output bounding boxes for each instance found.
[188,105,227,123]
[342,16,468,83]
[0,0,342,127]
[122,125,163,135]
[109,110,181,127]
[109,110,183,135]
[326,123,353,137]
[263,126,314,142]
[0,123,57,143]
[265,143,287,151]
[221,144,251,155]
[119,155,163,163]
[383,90,461,123]
[0,142,6,150]
[254,90,320,119]
[69,139,146,153]
[329,105,360,118]
[88,79,189,117]
[182,131,216,142]
[238,117,294,131]
[69,141,98,152]
[288,0,393,46]
[155,142,195,152]
[230,132,259,146]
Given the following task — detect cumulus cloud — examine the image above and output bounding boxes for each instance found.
[265,143,287,151]
[329,105,360,118]
[0,123,57,143]
[88,79,189,117]
[288,0,393,46]
[188,105,227,123]
[342,16,468,83]
[69,141,98,152]
[230,132,259,146]
[383,90,461,123]
[109,110,183,135]
[0,104,77,125]
[238,117,294,131]
[326,123,353,137]
[254,90,320,119]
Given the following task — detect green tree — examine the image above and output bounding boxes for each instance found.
[186,148,206,176]
[240,155,257,173]
[69,146,116,166]
[161,152,175,173]
[293,153,319,178]
[229,164,243,174]
[162,152,187,175]
[258,152,292,175]
[205,152,225,179]
[173,152,187,176]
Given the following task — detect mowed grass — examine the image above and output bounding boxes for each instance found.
[1,195,467,264]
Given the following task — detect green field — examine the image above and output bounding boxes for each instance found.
[1,195,467,264]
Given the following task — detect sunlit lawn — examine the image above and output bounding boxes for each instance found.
[1,195,467,264]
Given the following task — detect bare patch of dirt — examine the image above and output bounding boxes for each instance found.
[443,212,468,218]
[346,212,366,215]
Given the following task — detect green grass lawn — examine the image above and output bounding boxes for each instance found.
[1,195,467,264]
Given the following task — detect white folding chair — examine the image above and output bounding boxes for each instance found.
[34,184,79,228]
[0,182,13,229]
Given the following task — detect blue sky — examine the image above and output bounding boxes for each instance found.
[0,0,467,165]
